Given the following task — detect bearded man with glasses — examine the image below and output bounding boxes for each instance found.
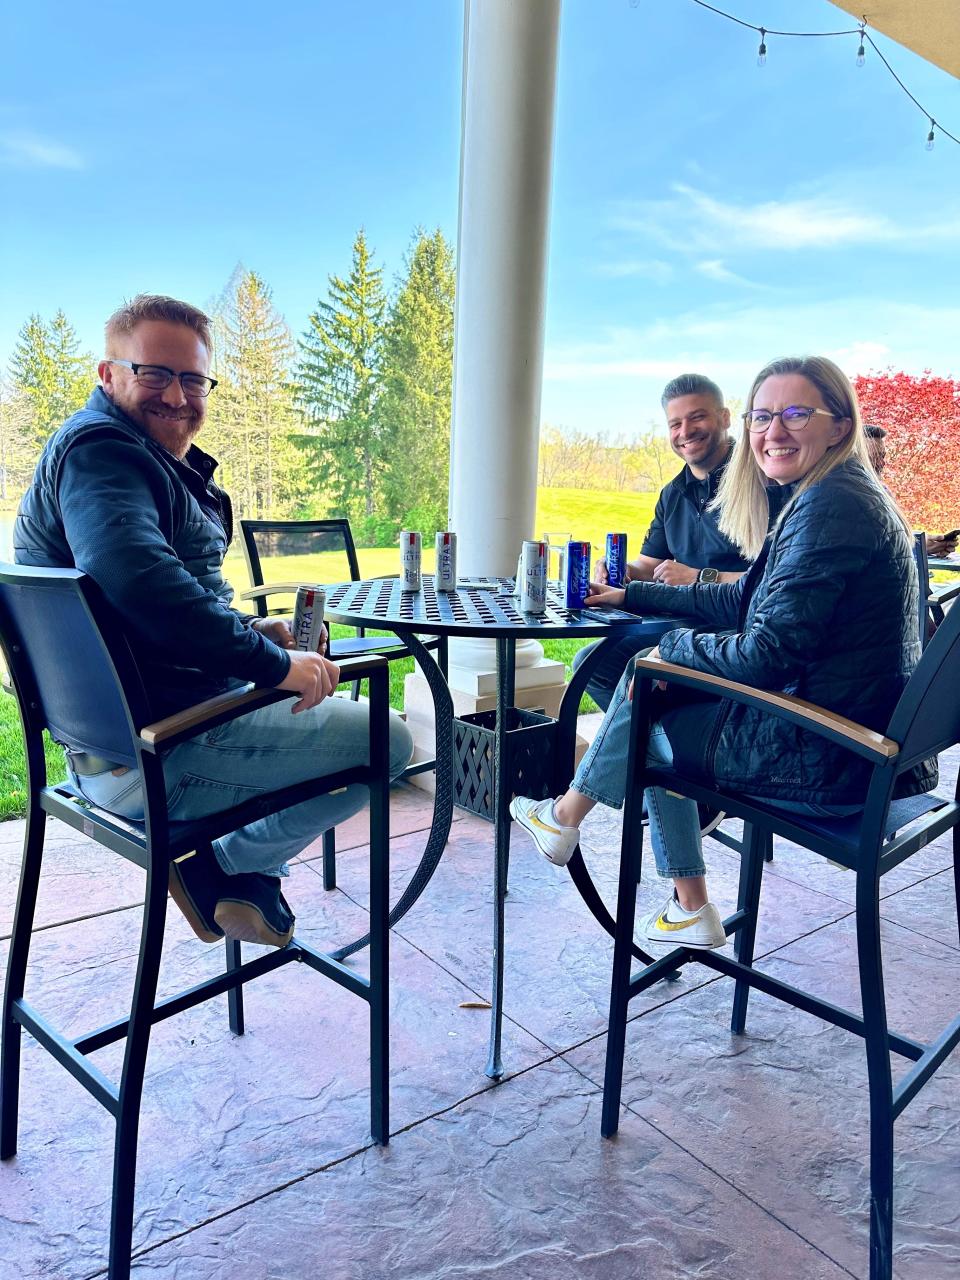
[14,294,412,948]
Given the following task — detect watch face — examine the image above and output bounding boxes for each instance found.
[700,567,719,583]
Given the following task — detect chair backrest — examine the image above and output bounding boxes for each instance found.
[912,532,931,649]
[239,520,362,607]
[887,584,960,772]
[0,564,148,768]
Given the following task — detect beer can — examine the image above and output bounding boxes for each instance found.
[519,540,547,614]
[605,532,629,588]
[292,586,327,652]
[564,540,591,609]
[434,531,457,592]
[400,530,422,592]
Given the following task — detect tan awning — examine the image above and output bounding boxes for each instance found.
[829,3,960,79]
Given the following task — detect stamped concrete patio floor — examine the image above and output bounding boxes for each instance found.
[1,733,958,1280]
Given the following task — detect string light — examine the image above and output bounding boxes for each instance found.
[677,1,959,149]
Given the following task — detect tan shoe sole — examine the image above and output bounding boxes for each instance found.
[214,899,295,949]
[168,859,222,944]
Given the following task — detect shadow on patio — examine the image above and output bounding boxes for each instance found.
[1,729,958,1279]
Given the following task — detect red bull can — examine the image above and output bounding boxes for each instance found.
[293,586,326,652]
[564,540,591,609]
[434,531,457,592]
[605,532,629,588]
[519,540,547,614]
[400,530,422,592]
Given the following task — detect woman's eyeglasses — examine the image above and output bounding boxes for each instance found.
[743,406,841,433]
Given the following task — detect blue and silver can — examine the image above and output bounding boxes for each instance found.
[519,540,547,614]
[605,532,629,588]
[564,540,591,609]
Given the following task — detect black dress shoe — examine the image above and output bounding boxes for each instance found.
[168,844,226,944]
[215,873,295,949]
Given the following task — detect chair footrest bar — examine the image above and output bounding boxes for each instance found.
[13,999,119,1114]
[893,1013,960,1119]
[400,758,437,779]
[295,938,372,1000]
[74,946,301,1055]
[694,951,925,1060]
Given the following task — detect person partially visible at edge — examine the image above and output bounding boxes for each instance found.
[574,373,767,714]
[512,356,937,950]
[864,424,958,559]
[14,293,413,949]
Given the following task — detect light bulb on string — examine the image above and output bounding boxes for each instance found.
[757,27,767,67]
[856,26,865,67]
[926,119,936,150]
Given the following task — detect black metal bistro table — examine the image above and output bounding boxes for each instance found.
[325,574,681,1079]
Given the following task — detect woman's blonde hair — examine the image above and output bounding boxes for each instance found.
[715,355,897,558]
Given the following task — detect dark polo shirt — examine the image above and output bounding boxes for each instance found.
[640,449,751,572]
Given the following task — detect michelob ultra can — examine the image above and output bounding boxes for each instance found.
[293,586,327,652]
[565,540,591,609]
[519,540,547,614]
[400,530,422,591]
[434,531,457,592]
[605,532,629,588]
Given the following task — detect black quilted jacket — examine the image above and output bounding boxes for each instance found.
[624,460,938,805]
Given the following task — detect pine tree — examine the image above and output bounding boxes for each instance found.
[0,378,35,500]
[378,229,456,535]
[8,311,94,451]
[295,229,386,523]
[204,270,303,518]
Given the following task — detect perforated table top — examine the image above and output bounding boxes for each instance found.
[324,575,678,638]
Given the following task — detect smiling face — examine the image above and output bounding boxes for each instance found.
[748,373,852,485]
[664,393,731,477]
[98,319,210,458]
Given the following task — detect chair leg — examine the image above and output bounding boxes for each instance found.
[856,870,895,1280]
[109,864,168,1280]
[730,824,767,1036]
[226,939,244,1035]
[322,829,337,891]
[953,816,960,949]
[601,817,643,1138]
[0,803,46,1159]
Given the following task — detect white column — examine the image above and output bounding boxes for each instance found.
[448,0,562,577]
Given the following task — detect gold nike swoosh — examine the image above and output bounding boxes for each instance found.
[530,812,562,836]
[655,910,703,932]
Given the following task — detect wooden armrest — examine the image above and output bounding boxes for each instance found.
[240,582,315,601]
[139,654,389,752]
[634,656,900,762]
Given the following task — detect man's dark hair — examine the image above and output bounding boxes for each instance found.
[105,294,213,355]
[863,424,887,439]
[660,373,724,411]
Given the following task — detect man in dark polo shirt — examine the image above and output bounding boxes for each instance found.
[573,372,750,710]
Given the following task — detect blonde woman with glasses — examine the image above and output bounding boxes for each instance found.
[511,356,937,948]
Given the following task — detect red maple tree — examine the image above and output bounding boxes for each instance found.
[854,370,960,533]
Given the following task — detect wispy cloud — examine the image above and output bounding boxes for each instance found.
[695,259,763,287]
[0,132,84,170]
[612,183,959,252]
[596,258,673,282]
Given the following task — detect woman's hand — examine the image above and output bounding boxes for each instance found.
[584,582,625,607]
[628,647,666,698]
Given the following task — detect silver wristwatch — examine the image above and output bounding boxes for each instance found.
[698,567,719,584]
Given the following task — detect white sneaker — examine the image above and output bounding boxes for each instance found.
[509,796,580,866]
[639,892,727,950]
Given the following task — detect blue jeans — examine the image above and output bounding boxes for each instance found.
[68,696,414,879]
[572,663,858,882]
[572,636,653,712]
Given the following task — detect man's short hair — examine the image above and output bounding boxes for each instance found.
[863,424,887,439]
[660,373,724,411]
[105,294,213,355]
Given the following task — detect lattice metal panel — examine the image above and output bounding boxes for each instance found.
[452,708,556,822]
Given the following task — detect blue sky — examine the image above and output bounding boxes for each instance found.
[2,0,958,437]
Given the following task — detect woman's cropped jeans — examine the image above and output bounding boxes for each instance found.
[572,661,857,882]
[67,694,414,879]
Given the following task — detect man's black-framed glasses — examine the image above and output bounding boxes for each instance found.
[108,359,218,398]
[743,406,841,433]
